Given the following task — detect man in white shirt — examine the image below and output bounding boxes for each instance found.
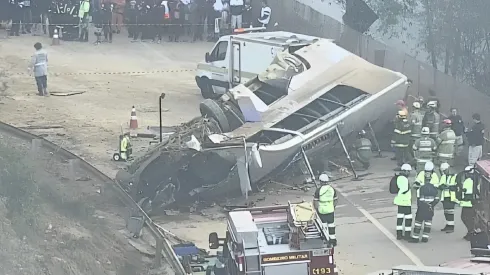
[229,0,243,29]
[257,0,270,27]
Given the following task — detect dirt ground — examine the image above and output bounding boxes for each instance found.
[0,130,158,275]
[0,31,213,179]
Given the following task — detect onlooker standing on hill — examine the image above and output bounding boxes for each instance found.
[466,113,484,166]
[448,108,465,156]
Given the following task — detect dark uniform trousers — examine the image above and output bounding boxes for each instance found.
[412,201,434,242]
[442,199,456,229]
[461,207,476,234]
[319,212,336,245]
[396,206,412,237]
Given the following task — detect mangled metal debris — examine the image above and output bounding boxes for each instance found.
[116,33,409,213]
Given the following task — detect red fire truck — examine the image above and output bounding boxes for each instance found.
[208,201,338,275]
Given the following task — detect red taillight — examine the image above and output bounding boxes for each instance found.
[237,255,245,272]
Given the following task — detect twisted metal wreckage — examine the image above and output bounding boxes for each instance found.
[115,37,410,213]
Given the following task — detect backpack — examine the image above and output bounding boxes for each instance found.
[389,174,400,194]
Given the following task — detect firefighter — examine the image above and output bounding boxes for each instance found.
[412,127,437,173]
[436,119,456,167]
[313,173,338,247]
[120,133,131,161]
[395,99,408,118]
[422,101,440,139]
[413,161,439,199]
[394,163,413,240]
[392,110,412,169]
[410,101,424,144]
[460,165,476,241]
[350,130,372,170]
[438,162,458,233]
[410,166,440,243]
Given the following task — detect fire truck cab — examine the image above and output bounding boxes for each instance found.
[208,201,338,275]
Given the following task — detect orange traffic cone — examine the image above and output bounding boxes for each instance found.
[52,29,60,45]
[129,106,138,137]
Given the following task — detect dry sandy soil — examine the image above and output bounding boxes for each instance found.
[0,31,213,179]
[0,31,216,272]
[0,130,155,275]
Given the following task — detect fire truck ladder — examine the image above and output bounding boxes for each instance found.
[288,201,330,242]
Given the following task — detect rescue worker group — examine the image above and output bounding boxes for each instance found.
[313,97,485,247]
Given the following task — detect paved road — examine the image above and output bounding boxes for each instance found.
[331,154,470,274]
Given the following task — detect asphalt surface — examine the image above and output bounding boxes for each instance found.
[331,154,470,274]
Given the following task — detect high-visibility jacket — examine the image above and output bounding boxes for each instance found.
[121,136,129,152]
[318,185,336,214]
[415,171,439,197]
[423,111,441,137]
[436,128,456,159]
[459,178,474,208]
[353,137,372,162]
[394,175,411,206]
[410,110,424,139]
[439,173,457,202]
[78,0,90,18]
[412,137,437,164]
[392,118,411,147]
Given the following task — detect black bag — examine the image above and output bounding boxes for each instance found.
[389,174,400,194]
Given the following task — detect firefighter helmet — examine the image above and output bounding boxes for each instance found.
[421,127,430,135]
[401,163,412,171]
[427,101,437,108]
[413,102,421,109]
[397,110,407,118]
[424,161,434,171]
[464,166,474,173]
[359,130,366,136]
[440,162,450,171]
[319,173,330,182]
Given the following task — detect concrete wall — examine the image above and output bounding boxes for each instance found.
[253,0,490,128]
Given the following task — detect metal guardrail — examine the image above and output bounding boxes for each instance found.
[0,121,186,275]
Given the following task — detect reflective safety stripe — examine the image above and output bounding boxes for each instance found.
[438,153,453,158]
[447,221,455,225]
[400,131,411,134]
[405,214,413,219]
[418,148,433,152]
[440,140,456,145]
[359,146,371,150]
[425,222,432,227]
[396,225,403,230]
[394,129,402,134]
[405,227,412,231]
[422,234,430,239]
[328,223,336,227]
[397,213,404,218]
[394,144,409,147]
[414,222,422,227]
[415,158,431,162]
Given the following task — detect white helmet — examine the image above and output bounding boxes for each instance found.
[412,102,421,109]
[464,165,474,173]
[440,162,450,171]
[427,101,437,108]
[424,161,434,171]
[421,127,430,135]
[401,163,412,171]
[319,173,330,182]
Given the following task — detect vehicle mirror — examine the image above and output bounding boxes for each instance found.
[209,232,219,249]
[205,52,211,63]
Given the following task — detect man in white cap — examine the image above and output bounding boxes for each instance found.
[313,173,338,246]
